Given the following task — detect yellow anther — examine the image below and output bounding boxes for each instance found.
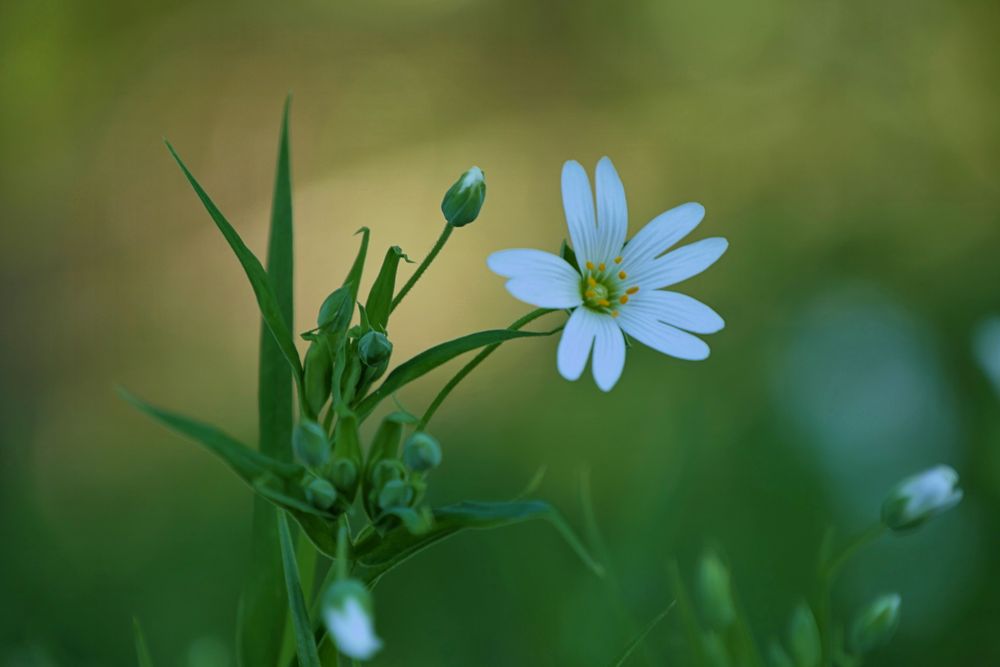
[597,299,611,307]
[598,263,606,271]
[626,286,639,295]
[619,295,629,305]
[585,289,596,298]
[618,270,627,280]
[587,276,597,287]
[611,310,620,318]
[614,256,623,264]
[586,261,595,270]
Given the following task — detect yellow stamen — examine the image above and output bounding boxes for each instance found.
[619,295,629,305]
[585,261,595,270]
[585,289,596,298]
[614,256,623,264]
[587,276,597,287]
[626,286,639,295]
[598,263,606,271]
[597,299,611,307]
[611,310,619,318]
[618,271,627,280]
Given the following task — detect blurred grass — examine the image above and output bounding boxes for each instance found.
[1,0,999,664]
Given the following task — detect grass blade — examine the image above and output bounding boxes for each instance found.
[608,605,674,667]
[343,227,370,302]
[278,511,322,667]
[355,327,559,419]
[364,246,407,332]
[133,617,154,667]
[243,94,296,667]
[164,140,304,391]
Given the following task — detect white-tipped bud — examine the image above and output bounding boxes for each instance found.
[441,166,486,227]
[322,579,382,661]
[850,593,901,653]
[881,465,963,532]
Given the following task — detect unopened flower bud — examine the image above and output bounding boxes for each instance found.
[322,579,382,660]
[881,465,962,532]
[318,286,354,332]
[377,479,414,510]
[293,420,331,468]
[305,477,337,510]
[441,166,485,227]
[330,458,359,496]
[358,331,392,367]
[850,593,901,653]
[403,432,442,472]
[697,550,735,630]
[304,338,333,416]
[787,602,820,667]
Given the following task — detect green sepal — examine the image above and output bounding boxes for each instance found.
[362,412,415,518]
[352,500,604,585]
[365,246,410,332]
[356,327,560,419]
[303,338,333,417]
[343,227,370,303]
[559,239,577,269]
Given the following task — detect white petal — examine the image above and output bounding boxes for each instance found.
[618,307,710,360]
[591,314,626,391]
[487,248,579,281]
[557,307,599,381]
[561,160,597,270]
[594,157,628,265]
[628,237,728,290]
[327,599,382,660]
[621,202,704,270]
[505,276,582,309]
[627,290,724,334]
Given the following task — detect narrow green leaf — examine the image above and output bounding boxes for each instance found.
[343,227,370,303]
[364,246,408,331]
[244,94,296,667]
[356,328,559,419]
[133,617,154,667]
[119,387,301,481]
[164,140,304,386]
[352,500,603,585]
[608,605,674,667]
[667,560,710,667]
[278,512,322,667]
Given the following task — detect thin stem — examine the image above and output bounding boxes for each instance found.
[818,522,885,667]
[390,223,453,313]
[417,307,556,429]
[336,518,350,580]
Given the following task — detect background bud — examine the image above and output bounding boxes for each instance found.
[293,420,331,468]
[696,550,736,630]
[441,166,485,227]
[377,479,414,510]
[403,432,442,472]
[305,477,337,510]
[850,593,901,653]
[881,465,963,531]
[787,602,820,667]
[322,579,382,660]
[358,330,392,367]
[329,458,359,496]
[318,286,354,332]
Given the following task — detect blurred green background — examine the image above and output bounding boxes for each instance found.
[2,0,999,664]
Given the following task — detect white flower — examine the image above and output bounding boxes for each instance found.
[487,157,727,391]
[322,581,382,660]
[881,465,963,531]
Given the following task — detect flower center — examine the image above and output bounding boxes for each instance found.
[581,257,639,317]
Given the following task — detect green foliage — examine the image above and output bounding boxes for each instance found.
[277,512,322,667]
[365,246,409,331]
[608,606,673,667]
[132,617,154,667]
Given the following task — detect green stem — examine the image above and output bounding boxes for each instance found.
[417,307,555,429]
[390,223,453,313]
[336,518,350,580]
[818,523,885,667]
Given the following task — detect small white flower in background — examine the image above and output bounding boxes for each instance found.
[881,465,963,532]
[973,316,1000,397]
[322,579,382,660]
[488,157,727,391]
